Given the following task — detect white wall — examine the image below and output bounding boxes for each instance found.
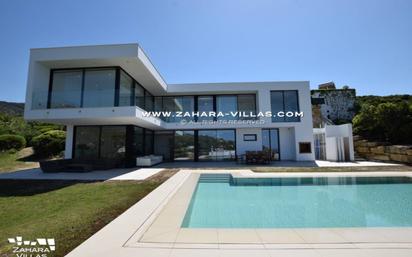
[279,127,295,160]
[236,128,262,155]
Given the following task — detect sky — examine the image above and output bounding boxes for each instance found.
[0,0,411,102]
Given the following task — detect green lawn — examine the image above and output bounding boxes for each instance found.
[0,169,177,257]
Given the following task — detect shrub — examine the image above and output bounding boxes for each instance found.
[32,130,66,157]
[0,134,26,151]
[353,101,412,144]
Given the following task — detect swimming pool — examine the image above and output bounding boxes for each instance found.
[182,174,412,228]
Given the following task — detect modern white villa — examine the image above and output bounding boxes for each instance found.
[24,43,347,168]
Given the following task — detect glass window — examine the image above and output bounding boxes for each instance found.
[198,130,236,161]
[119,71,133,106]
[177,96,194,122]
[271,91,300,122]
[270,91,284,122]
[198,130,217,161]
[145,91,154,112]
[262,129,280,160]
[135,82,145,109]
[162,97,177,122]
[145,130,154,155]
[284,91,300,122]
[238,95,256,120]
[197,96,214,121]
[216,96,237,120]
[74,126,100,159]
[133,127,144,156]
[83,69,116,107]
[50,70,83,108]
[174,130,194,160]
[100,126,126,159]
[216,130,236,160]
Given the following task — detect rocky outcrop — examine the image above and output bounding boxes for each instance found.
[354,136,412,164]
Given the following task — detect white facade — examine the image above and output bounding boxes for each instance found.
[24,43,315,162]
[313,124,355,162]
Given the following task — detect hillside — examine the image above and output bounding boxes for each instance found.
[0,101,24,116]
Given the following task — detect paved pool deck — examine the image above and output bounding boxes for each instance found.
[65,169,412,257]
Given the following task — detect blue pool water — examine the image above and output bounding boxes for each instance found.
[182,175,412,228]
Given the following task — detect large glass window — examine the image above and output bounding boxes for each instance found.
[145,130,154,155]
[270,91,284,122]
[145,91,154,112]
[50,70,83,108]
[119,71,133,106]
[237,94,256,120]
[198,130,217,161]
[100,126,126,159]
[262,128,280,160]
[174,130,195,161]
[197,96,214,121]
[74,126,100,159]
[198,130,236,161]
[270,90,300,122]
[216,95,237,121]
[83,69,116,107]
[216,130,236,160]
[135,82,145,109]
[133,127,144,156]
[284,91,300,122]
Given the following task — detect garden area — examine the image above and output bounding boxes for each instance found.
[0,112,66,172]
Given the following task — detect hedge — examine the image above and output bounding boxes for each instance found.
[0,134,26,151]
[32,130,66,157]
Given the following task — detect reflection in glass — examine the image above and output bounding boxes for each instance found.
[74,126,100,159]
[262,128,279,160]
[216,130,236,160]
[119,71,133,106]
[270,91,284,122]
[145,91,154,112]
[100,126,126,159]
[133,127,144,156]
[198,130,236,161]
[271,91,300,122]
[174,130,194,160]
[197,96,214,121]
[238,95,256,120]
[135,82,145,109]
[198,130,217,160]
[83,69,116,107]
[284,91,300,122]
[216,96,237,120]
[50,70,83,108]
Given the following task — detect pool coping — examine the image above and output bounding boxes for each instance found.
[130,170,412,248]
[66,170,412,257]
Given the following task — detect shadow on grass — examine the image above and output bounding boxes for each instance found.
[0,179,96,197]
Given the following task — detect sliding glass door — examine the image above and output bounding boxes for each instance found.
[174,130,195,161]
[262,128,280,160]
[197,129,236,161]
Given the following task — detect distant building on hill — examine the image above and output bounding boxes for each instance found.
[311,82,356,127]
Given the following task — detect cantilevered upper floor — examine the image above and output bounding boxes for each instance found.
[24,43,313,131]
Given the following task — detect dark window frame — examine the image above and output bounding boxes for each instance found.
[47,66,154,111]
[270,90,301,123]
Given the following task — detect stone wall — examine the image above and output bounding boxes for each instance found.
[354,136,412,164]
[311,89,356,123]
